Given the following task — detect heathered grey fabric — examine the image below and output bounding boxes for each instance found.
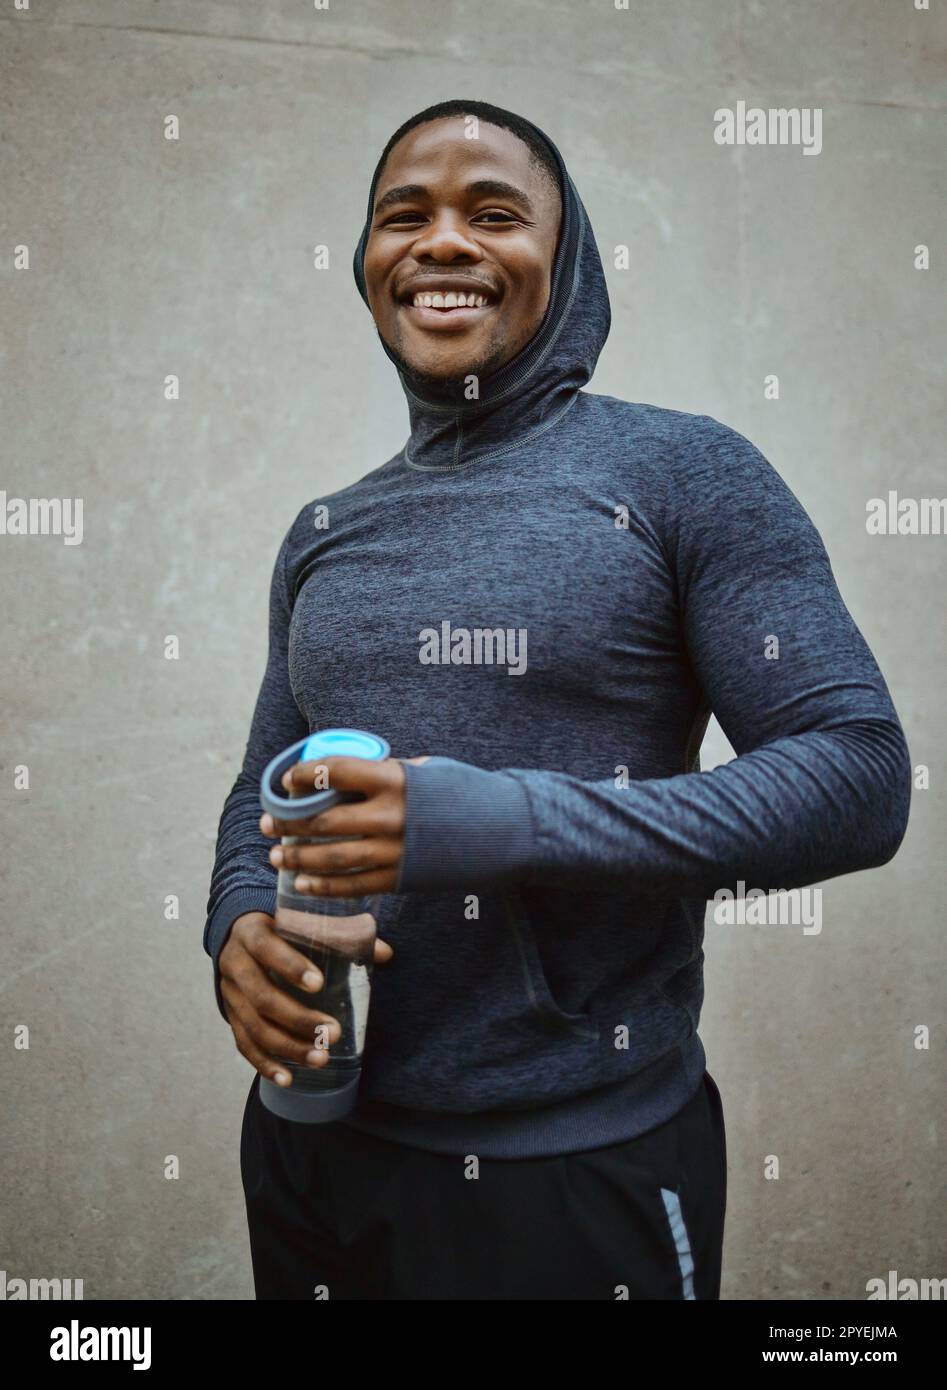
[204,114,911,1158]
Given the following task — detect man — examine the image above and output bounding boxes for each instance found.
[204,100,911,1300]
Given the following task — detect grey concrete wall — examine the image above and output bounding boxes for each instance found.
[1,0,944,1301]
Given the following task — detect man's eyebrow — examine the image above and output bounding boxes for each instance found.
[373,178,537,219]
[467,179,537,217]
[373,184,427,218]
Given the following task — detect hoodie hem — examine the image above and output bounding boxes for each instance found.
[338,1033,707,1159]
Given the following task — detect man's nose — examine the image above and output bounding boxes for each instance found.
[410,213,483,262]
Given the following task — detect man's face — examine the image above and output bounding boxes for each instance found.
[362,118,562,386]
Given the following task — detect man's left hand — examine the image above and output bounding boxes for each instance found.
[259,755,430,896]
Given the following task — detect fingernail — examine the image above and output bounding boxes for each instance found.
[269,846,283,865]
[274,1070,291,1086]
[295,875,311,891]
[305,1049,327,1065]
[260,814,275,834]
[302,970,322,990]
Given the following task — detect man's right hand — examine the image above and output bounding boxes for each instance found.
[218,911,392,1088]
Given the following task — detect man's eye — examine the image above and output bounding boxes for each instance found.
[383,210,518,227]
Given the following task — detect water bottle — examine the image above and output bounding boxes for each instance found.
[257,727,390,1123]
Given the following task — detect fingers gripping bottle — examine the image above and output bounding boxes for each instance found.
[257,728,390,1123]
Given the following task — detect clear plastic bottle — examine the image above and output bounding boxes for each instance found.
[257,728,390,1123]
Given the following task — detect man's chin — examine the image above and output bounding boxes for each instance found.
[404,366,473,396]
[383,334,510,393]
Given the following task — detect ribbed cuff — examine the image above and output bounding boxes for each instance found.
[397,756,536,892]
[203,887,277,1023]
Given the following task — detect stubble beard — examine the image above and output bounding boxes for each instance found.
[383,320,514,394]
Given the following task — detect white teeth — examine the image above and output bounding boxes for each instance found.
[409,291,490,309]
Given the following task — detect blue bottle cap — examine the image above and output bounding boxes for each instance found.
[259,727,390,820]
[299,729,390,763]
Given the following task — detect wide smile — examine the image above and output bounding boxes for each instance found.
[396,286,498,331]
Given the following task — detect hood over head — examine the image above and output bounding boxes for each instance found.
[352,106,611,471]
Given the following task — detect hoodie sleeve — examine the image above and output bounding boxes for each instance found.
[203,524,309,1020]
[396,419,912,899]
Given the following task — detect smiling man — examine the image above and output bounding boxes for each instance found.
[204,100,911,1301]
[363,114,562,388]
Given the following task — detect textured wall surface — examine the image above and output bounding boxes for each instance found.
[1,0,944,1301]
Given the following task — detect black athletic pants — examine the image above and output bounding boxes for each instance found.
[240,1069,727,1300]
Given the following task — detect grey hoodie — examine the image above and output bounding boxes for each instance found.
[204,114,911,1157]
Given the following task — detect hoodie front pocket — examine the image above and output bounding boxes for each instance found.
[500,886,599,1042]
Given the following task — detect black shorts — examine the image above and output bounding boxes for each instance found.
[240,1069,727,1300]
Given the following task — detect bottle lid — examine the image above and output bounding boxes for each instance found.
[259,728,390,820]
[300,729,389,762]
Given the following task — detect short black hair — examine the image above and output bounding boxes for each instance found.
[372,100,562,204]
